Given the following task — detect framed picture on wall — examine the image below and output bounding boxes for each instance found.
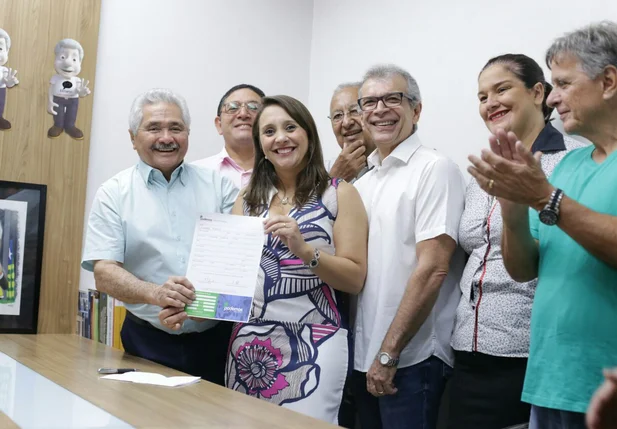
[0,181,46,334]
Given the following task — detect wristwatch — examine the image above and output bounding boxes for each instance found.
[307,248,321,269]
[539,188,564,226]
[377,352,399,367]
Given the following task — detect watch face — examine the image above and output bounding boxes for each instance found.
[379,354,389,365]
[539,209,558,225]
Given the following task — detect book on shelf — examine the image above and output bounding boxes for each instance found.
[77,289,125,351]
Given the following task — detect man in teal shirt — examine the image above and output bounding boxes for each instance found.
[82,88,238,384]
[467,21,617,428]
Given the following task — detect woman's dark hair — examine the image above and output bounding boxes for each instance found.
[244,95,330,216]
[481,54,554,123]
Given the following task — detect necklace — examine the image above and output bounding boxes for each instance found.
[278,192,293,205]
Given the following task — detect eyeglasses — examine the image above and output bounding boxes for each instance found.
[328,106,361,123]
[222,101,262,115]
[357,92,416,111]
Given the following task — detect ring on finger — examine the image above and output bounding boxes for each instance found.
[488,179,495,190]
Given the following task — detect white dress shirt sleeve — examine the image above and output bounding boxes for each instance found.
[81,183,126,271]
[414,157,465,244]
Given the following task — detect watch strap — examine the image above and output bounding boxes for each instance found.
[544,188,564,213]
[377,351,399,367]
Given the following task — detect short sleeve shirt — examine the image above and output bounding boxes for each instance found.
[353,133,467,371]
[50,74,80,98]
[81,161,239,334]
[525,145,617,412]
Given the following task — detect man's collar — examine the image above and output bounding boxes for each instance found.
[219,146,253,172]
[367,132,422,168]
[217,147,231,162]
[137,159,187,186]
[531,122,566,153]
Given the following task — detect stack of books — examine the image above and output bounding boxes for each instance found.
[77,289,126,350]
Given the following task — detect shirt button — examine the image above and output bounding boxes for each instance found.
[176,235,181,241]
[180,257,186,263]
[171,211,176,217]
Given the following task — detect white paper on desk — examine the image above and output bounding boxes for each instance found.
[101,372,200,387]
[184,213,264,323]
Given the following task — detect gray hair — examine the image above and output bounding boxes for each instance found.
[332,81,361,97]
[0,29,11,50]
[546,20,617,78]
[54,38,84,61]
[358,64,422,105]
[129,88,191,135]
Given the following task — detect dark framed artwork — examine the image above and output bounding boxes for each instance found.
[0,181,46,333]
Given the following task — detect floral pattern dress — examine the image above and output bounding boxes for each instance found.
[225,179,349,424]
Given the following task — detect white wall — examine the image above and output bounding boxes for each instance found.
[309,0,614,164]
[79,0,314,291]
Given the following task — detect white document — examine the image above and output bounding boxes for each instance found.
[101,372,200,387]
[184,213,264,323]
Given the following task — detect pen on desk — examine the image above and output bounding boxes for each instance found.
[97,368,138,375]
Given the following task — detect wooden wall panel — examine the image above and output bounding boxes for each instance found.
[0,0,101,333]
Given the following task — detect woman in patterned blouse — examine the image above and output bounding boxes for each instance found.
[446,54,586,429]
[225,95,368,424]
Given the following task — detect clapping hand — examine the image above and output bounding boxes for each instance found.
[468,128,553,211]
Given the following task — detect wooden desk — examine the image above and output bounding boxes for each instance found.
[0,334,340,429]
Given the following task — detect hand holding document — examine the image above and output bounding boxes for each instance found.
[101,371,200,387]
[184,213,264,323]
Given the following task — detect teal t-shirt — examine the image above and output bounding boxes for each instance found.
[525,145,617,413]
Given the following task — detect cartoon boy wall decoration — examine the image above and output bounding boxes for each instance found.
[47,38,91,140]
[0,28,19,131]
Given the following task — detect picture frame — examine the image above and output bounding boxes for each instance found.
[0,180,47,334]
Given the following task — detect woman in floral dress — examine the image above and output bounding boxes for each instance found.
[226,95,368,423]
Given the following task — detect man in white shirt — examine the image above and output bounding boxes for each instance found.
[352,64,466,429]
[326,82,375,183]
[193,84,265,189]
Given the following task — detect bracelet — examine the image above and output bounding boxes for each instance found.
[307,248,320,269]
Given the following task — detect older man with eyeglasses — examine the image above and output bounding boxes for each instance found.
[194,84,265,189]
[326,82,376,183]
[352,64,466,429]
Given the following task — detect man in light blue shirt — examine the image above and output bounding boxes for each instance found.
[81,88,238,384]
